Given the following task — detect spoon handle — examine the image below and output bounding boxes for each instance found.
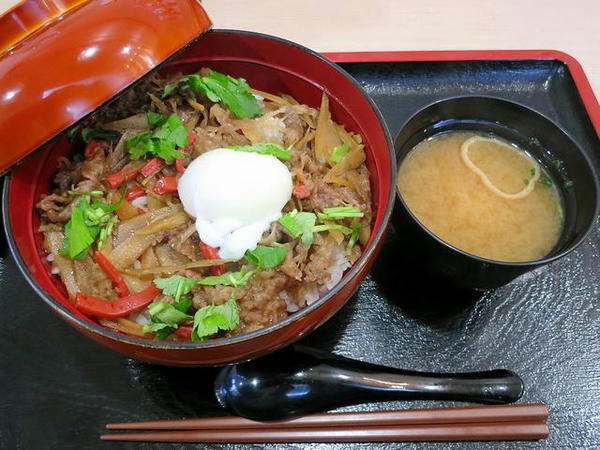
[299,346,523,402]
[215,346,524,421]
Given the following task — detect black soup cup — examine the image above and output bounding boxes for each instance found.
[393,96,599,290]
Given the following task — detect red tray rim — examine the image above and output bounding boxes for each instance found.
[323,49,600,140]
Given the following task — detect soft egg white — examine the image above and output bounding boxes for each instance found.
[178,148,293,259]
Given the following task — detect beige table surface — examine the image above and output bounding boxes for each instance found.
[203,0,600,98]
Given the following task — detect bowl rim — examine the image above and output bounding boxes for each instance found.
[2,29,396,350]
[393,94,600,268]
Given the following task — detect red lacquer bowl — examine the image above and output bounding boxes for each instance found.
[3,30,395,366]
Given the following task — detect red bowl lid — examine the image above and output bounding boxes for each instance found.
[0,0,211,175]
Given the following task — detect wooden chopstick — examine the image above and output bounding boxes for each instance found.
[101,422,549,442]
[102,404,549,443]
[106,403,549,430]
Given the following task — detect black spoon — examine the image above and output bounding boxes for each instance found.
[214,346,524,421]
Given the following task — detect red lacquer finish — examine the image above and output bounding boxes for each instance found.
[4,31,396,366]
[0,0,211,175]
[0,0,88,53]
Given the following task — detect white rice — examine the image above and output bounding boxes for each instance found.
[280,290,300,313]
[323,246,351,291]
[281,246,351,311]
[259,117,285,143]
[131,196,147,208]
[132,310,150,326]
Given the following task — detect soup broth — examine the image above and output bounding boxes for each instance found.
[397,132,564,262]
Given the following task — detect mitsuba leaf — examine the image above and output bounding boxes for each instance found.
[279,210,316,245]
[191,295,240,341]
[198,266,255,287]
[229,143,290,161]
[126,114,188,164]
[60,194,122,259]
[153,275,197,301]
[245,245,288,269]
[81,128,121,143]
[163,70,263,119]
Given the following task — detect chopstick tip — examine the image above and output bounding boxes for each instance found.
[106,423,132,429]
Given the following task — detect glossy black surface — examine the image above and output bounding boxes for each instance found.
[215,346,524,421]
[1,59,599,449]
[393,96,598,289]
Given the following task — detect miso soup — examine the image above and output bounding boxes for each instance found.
[397,131,564,262]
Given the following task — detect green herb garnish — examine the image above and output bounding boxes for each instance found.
[279,210,317,244]
[143,322,176,340]
[523,179,530,186]
[198,266,255,287]
[552,158,564,170]
[67,126,81,142]
[154,275,197,302]
[229,143,290,161]
[317,206,364,221]
[279,207,364,245]
[67,190,103,197]
[530,137,542,147]
[529,168,536,177]
[173,298,192,314]
[154,267,256,298]
[163,70,263,119]
[565,180,574,188]
[245,245,289,269]
[312,224,353,235]
[81,128,121,144]
[191,293,240,341]
[147,301,193,325]
[60,200,96,259]
[125,114,187,164]
[59,195,122,259]
[330,142,350,164]
[539,174,554,188]
[202,71,263,118]
[97,216,117,251]
[162,74,216,101]
[142,299,193,340]
[346,222,362,254]
[146,110,167,127]
[162,80,183,98]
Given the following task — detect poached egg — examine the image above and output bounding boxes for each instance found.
[178,148,293,259]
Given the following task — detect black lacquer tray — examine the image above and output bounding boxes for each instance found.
[1,52,599,449]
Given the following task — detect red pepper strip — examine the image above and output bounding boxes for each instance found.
[140,157,164,178]
[153,176,178,195]
[106,167,139,189]
[125,184,145,202]
[174,325,193,339]
[175,158,186,173]
[187,130,197,145]
[74,284,161,319]
[94,251,130,297]
[199,242,225,275]
[173,131,196,174]
[137,208,145,215]
[84,140,104,159]
[292,184,310,199]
